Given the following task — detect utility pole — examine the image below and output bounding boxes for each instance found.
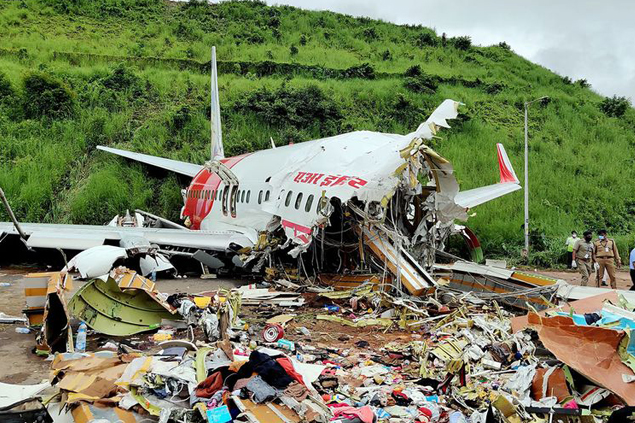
[523,96,549,259]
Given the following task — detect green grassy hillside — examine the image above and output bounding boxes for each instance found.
[1,0,634,265]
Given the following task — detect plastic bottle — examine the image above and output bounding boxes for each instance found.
[0,282,11,287]
[75,322,87,353]
[15,327,30,334]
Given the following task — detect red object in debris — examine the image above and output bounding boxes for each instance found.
[262,323,284,342]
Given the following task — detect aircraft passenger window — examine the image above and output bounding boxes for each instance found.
[258,190,263,204]
[305,194,314,212]
[241,190,246,203]
[236,190,241,203]
[246,190,251,203]
[295,192,303,210]
[265,190,270,202]
[285,191,293,207]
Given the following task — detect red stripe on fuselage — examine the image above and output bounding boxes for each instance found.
[183,153,251,230]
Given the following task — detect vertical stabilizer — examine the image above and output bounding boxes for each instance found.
[210,46,224,160]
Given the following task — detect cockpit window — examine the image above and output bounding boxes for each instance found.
[295,192,303,209]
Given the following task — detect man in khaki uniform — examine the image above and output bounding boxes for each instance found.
[572,230,595,286]
[593,229,621,289]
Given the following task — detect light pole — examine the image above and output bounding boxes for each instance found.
[523,96,548,259]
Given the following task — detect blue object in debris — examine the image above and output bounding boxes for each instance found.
[206,405,231,423]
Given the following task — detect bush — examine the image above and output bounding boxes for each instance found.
[102,64,141,92]
[342,63,375,79]
[0,72,15,100]
[22,72,76,119]
[404,73,438,94]
[453,35,471,50]
[484,81,505,94]
[362,27,378,41]
[404,65,422,78]
[576,79,590,88]
[289,44,298,56]
[414,32,437,48]
[381,49,392,61]
[498,41,511,50]
[299,34,307,46]
[235,84,342,134]
[600,95,631,118]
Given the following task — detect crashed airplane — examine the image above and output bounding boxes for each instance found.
[0,48,521,290]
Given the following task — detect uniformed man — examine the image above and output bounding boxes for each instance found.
[572,230,595,286]
[593,229,621,289]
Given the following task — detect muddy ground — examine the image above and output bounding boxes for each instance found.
[0,265,632,385]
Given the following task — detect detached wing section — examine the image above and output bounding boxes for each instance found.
[454,143,521,209]
[97,146,203,177]
[0,222,254,252]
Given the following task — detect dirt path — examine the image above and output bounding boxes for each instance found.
[536,267,634,290]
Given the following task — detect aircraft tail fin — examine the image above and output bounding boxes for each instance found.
[210,46,224,161]
[497,143,519,184]
[453,143,521,209]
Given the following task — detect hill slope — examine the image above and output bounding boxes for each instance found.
[1,0,634,265]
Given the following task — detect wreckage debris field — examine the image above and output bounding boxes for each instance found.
[3,265,635,422]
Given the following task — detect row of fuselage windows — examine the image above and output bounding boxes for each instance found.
[186,187,320,213]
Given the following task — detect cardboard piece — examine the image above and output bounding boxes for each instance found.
[527,312,635,405]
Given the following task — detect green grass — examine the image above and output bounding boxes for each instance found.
[1,0,634,266]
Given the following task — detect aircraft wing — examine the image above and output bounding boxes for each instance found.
[97,146,203,177]
[0,222,254,252]
[453,143,521,209]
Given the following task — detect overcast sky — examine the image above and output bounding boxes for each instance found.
[267,0,635,101]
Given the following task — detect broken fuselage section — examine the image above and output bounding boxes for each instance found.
[181,100,520,288]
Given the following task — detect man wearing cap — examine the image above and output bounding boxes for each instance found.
[572,230,595,286]
[593,229,621,289]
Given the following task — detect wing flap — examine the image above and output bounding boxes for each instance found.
[97,146,202,177]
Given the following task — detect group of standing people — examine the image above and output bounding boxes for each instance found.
[565,230,635,290]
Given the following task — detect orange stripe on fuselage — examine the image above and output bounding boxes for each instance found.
[183,153,251,230]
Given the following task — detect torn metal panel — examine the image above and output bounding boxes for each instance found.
[526,312,635,405]
[68,270,175,336]
[433,262,560,311]
[360,224,435,296]
[36,272,73,354]
[139,253,174,276]
[0,381,50,409]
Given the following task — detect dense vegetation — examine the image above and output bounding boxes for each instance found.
[1,0,634,265]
